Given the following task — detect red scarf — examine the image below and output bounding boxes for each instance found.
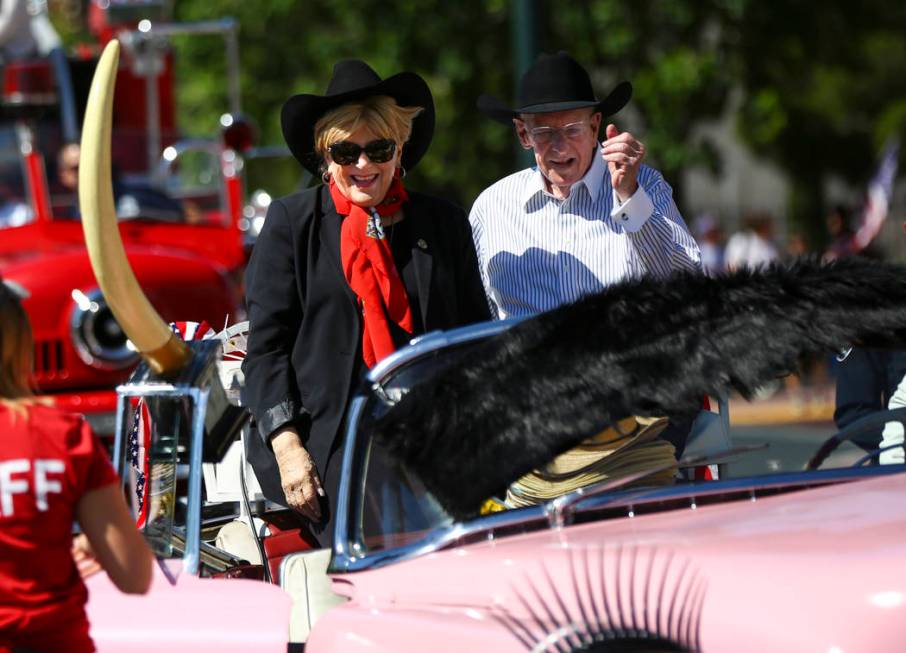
[332,174,413,368]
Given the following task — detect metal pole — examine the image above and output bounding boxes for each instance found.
[511,0,542,168]
[145,72,161,176]
[224,26,242,116]
[128,18,242,115]
[183,387,209,576]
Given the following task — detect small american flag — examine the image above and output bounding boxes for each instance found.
[853,138,900,252]
[128,398,151,528]
[129,320,216,527]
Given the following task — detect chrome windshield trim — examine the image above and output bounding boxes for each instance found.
[183,387,209,576]
[333,501,549,573]
[331,317,523,572]
[573,462,906,513]
[332,458,906,573]
[331,393,367,568]
[366,317,526,383]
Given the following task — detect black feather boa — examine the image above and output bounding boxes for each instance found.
[373,257,906,519]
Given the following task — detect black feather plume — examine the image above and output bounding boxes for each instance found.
[374,257,906,518]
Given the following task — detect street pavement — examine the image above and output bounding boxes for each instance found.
[728,422,863,478]
[722,383,866,478]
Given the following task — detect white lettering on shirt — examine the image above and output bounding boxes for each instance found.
[34,459,66,511]
[0,459,66,517]
[0,460,30,516]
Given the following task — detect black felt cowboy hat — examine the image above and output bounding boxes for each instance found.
[281,59,436,175]
[477,51,632,124]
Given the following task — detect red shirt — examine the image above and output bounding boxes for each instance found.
[0,402,118,653]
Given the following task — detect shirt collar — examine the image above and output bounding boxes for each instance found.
[521,148,606,208]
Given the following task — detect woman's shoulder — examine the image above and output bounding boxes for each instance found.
[258,186,324,238]
[271,185,322,215]
[27,402,86,431]
[0,400,87,448]
[1,399,80,424]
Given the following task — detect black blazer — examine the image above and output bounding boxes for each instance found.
[242,184,490,531]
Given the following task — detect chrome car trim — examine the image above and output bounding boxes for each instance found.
[113,340,224,577]
[368,316,526,381]
[69,287,141,370]
[334,459,906,573]
[331,394,366,568]
[546,444,766,529]
[183,386,209,576]
[584,463,906,511]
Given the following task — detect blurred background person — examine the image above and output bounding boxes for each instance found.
[57,142,80,195]
[724,211,780,271]
[54,142,81,219]
[823,203,856,261]
[785,230,810,260]
[693,212,724,276]
[833,219,906,465]
[834,347,906,463]
[0,276,153,653]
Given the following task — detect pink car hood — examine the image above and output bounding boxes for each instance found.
[86,560,290,652]
[310,472,906,652]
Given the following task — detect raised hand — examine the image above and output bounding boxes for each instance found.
[601,123,645,201]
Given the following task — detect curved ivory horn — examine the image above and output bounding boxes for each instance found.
[79,40,190,376]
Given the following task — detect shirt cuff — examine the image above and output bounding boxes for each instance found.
[610,184,655,233]
[255,398,302,444]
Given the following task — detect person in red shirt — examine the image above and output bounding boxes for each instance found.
[0,277,153,653]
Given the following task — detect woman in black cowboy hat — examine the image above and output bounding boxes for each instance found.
[242,60,490,544]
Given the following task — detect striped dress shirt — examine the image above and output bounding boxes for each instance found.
[469,153,701,319]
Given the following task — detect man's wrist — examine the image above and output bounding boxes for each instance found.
[616,181,639,204]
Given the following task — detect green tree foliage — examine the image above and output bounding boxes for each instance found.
[169,0,514,205]
[167,0,741,208]
[730,0,906,245]
[57,1,906,241]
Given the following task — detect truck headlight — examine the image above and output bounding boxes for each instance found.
[70,288,140,369]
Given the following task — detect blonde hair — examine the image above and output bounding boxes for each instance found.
[0,288,35,402]
[314,95,423,163]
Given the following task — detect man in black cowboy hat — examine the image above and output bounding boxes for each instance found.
[469,51,701,320]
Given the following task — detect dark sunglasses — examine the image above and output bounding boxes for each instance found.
[328,138,396,165]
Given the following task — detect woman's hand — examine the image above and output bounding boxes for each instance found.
[76,485,154,594]
[71,533,102,579]
[271,429,324,522]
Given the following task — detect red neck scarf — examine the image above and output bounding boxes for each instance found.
[332,174,413,368]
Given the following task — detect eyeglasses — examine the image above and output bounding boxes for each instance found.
[328,138,397,165]
[525,120,592,146]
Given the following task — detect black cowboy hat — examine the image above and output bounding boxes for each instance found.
[477,51,632,124]
[281,59,435,176]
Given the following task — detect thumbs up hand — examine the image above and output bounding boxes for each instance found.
[601,123,645,202]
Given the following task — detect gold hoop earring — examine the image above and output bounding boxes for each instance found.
[321,170,330,184]
[398,166,407,179]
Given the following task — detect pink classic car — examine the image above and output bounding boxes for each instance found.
[82,312,906,652]
[76,36,906,652]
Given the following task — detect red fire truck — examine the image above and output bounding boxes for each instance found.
[0,0,281,435]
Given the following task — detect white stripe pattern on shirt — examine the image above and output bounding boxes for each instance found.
[469,156,701,319]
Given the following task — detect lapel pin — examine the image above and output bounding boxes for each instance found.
[417,238,428,250]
